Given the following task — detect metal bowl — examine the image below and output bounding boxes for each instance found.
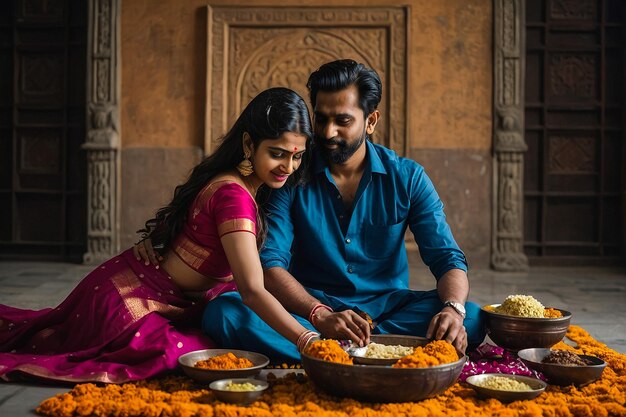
[348,334,427,366]
[209,378,268,405]
[482,305,572,351]
[178,349,269,384]
[465,373,547,403]
[517,348,606,386]
[301,335,466,403]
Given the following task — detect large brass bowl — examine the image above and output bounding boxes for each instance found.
[301,335,466,403]
[482,305,572,351]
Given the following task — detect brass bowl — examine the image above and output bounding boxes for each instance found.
[517,348,607,386]
[209,378,268,405]
[178,349,269,384]
[482,305,572,351]
[301,335,466,403]
[466,373,547,403]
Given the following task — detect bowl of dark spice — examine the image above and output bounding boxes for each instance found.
[517,348,606,386]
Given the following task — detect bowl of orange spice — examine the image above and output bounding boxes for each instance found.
[301,335,466,403]
[178,349,269,383]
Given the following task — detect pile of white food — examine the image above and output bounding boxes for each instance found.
[364,342,414,359]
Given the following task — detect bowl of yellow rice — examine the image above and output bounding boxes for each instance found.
[482,295,572,351]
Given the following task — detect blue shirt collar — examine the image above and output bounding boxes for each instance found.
[312,140,388,176]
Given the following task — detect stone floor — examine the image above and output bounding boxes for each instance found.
[0,260,625,416]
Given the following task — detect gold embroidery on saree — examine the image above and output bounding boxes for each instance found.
[173,234,212,270]
[217,218,256,237]
[111,269,184,323]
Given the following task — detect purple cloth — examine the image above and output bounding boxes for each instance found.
[460,343,546,382]
[0,249,232,384]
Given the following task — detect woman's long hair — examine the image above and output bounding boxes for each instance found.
[139,87,313,250]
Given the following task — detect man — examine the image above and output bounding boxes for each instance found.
[200,59,485,362]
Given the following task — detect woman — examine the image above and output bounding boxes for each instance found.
[0,87,319,383]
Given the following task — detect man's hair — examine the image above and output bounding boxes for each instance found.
[306,59,382,116]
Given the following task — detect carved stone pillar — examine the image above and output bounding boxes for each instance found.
[82,0,121,264]
[491,0,529,271]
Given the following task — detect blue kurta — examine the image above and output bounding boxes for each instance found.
[260,140,468,319]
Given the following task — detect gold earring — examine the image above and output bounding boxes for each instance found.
[237,149,253,176]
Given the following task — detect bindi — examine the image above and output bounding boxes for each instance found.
[294,147,298,151]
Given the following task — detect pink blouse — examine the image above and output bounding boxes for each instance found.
[171,180,257,281]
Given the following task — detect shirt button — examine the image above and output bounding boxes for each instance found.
[339,215,344,219]
[336,194,341,199]
[347,266,353,273]
[345,238,351,244]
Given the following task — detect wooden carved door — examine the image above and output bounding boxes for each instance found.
[0,0,87,261]
[523,0,625,264]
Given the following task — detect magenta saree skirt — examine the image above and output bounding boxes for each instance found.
[0,249,235,383]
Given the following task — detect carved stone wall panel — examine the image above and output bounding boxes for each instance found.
[492,0,529,271]
[207,6,408,156]
[82,0,120,265]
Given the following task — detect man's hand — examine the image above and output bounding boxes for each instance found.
[314,309,371,347]
[426,308,467,353]
[132,238,163,266]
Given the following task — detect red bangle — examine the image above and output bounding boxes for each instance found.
[308,303,333,326]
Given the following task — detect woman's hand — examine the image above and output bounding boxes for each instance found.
[132,238,163,266]
[314,309,371,347]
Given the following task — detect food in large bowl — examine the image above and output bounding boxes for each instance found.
[482,295,572,351]
[517,348,606,386]
[301,335,466,403]
[178,349,269,383]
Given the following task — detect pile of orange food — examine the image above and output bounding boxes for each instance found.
[392,340,458,368]
[304,339,353,364]
[194,352,254,370]
[543,307,563,318]
[37,326,626,417]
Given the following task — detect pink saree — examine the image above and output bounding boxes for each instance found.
[0,180,257,383]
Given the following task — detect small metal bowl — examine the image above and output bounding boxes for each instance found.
[482,304,572,351]
[178,349,269,384]
[517,348,607,386]
[209,378,268,405]
[466,373,547,403]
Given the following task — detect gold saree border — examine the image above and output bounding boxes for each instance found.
[217,218,256,237]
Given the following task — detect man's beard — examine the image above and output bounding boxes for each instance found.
[317,129,368,165]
